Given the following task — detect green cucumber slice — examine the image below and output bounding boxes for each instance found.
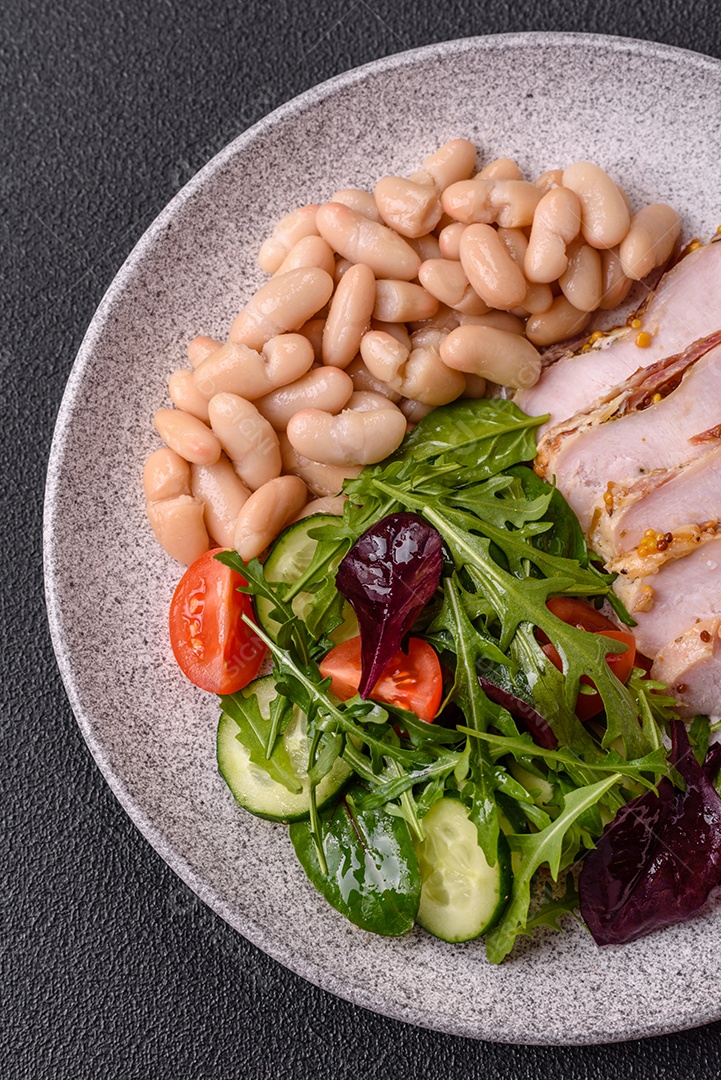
[255,514,358,644]
[217,675,352,822]
[414,798,511,942]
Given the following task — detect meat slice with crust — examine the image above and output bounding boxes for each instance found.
[516,240,721,434]
[651,618,721,717]
[536,335,721,536]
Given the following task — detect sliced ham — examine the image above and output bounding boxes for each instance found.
[593,444,721,561]
[651,618,721,717]
[516,240,721,432]
[536,336,721,536]
[614,537,721,660]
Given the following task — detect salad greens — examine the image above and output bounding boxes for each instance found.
[216,398,702,961]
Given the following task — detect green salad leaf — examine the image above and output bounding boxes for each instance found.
[216,397,678,961]
[290,786,422,936]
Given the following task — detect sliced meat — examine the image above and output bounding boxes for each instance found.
[614,537,721,660]
[592,444,721,561]
[651,618,721,717]
[537,339,721,535]
[516,240,721,432]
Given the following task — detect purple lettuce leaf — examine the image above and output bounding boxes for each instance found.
[579,720,721,946]
[478,676,558,750]
[336,512,443,697]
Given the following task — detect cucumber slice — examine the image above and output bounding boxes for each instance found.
[414,798,511,942]
[255,514,358,644]
[217,675,352,822]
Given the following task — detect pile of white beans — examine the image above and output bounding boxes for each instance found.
[144,139,681,565]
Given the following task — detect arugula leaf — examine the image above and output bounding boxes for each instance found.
[485,773,622,963]
[421,503,649,760]
[508,465,589,566]
[436,578,502,864]
[459,728,671,791]
[517,874,580,937]
[220,691,302,795]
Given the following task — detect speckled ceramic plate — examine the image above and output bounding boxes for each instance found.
[44,33,721,1044]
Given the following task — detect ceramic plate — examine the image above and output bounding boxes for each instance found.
[44,33,721,1044]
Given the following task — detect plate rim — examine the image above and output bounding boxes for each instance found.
[43,30,721,1045]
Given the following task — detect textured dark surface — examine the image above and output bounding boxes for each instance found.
[6,1,721,1077]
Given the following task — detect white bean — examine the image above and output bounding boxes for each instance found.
[168,369,211,422]
[333,256,354,284]
[207,393,281,490]
[525,296,591,346]
[534,168,564,194]
[418,259,489,315]
[478,157,521,180]
[442,179,542,228]
[496,229,554,314]
[191,455,251,548]
[293,495,346,521]
[153,408,221,466]
[559,238,603,311]
[330,188,381,222]
[403,328,466,405]
[279,433,362,496]
[298,317,325,361]
[440,324,541,389]
[619,204,681,280]
[459,224,528,309]
[233,475,308,562]
[406,233,442,261]
[286,401,406,466]
[143,447,191,502]
[187,336,221,369]
[345,389,401,413]
[407,303,460,333]
[438,221,466,261]
[524,187,582,283]
[258,205,319,273]
[322,263,376,369]
[345,355,403,402]
[359,331,409,388]
[316,202,421,280]
[373,280,439,323]
[374,176,442,238]
[361,328,464,405]
[462,373,488,398]
[146,495,210,565]
[229,267,334,349]
[422,139,477,190]
[399,399,435,423]
[193,334,314,401]
[562,161,630,249]
[254,367,354,430]
[370,319,412,351]
[457,310,525,335]
[273,235,336,277]
[599,247,633,310]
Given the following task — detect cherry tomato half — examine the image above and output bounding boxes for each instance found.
[319,636,442,723]
[538,600,633,716]
[169,548,266,695]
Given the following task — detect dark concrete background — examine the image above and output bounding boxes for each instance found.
[5,1,721,1076]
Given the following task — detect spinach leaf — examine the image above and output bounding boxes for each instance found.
[290,787,421,936]
[389,399,545,473]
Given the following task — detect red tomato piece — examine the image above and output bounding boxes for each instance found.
[169,548,266,695]
[542,629,637,721]
[319,636,442,723]
[537,596,618,644]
